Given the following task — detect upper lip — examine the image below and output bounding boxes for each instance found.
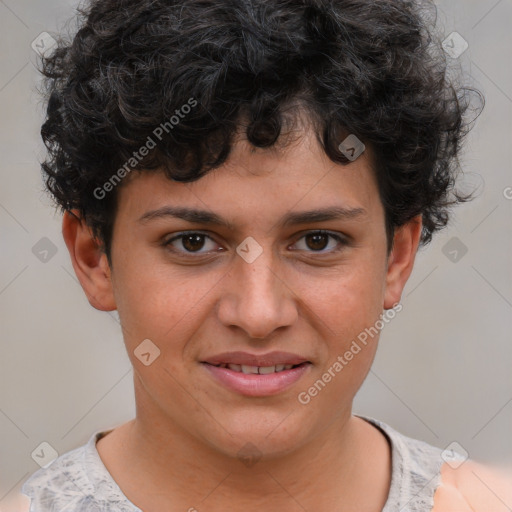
[201,351,311,367]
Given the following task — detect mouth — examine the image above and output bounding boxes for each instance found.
[201,350,311,368]
[204,362,308,374]
[200,353,312,397]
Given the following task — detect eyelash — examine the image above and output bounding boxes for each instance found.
[162,230,348,256]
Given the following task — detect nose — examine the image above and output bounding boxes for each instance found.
[216,246,298,340]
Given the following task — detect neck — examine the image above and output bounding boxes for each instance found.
[98,409,391,511]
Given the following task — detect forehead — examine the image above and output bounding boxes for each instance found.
[115,126,382,228]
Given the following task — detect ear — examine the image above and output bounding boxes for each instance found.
[62,210,116,311]
[383,215,422,310]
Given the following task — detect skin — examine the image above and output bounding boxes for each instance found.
[62,121,423,511]
[432,461,512,511]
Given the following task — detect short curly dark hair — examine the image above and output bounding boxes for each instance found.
[38,0,482,265]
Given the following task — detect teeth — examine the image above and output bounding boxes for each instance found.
[217,363,299,373]
[241,365,259,374]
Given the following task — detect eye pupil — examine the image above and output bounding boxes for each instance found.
[183,234,205,252]
[306,233,329,251]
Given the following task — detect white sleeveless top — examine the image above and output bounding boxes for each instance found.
[21,414,461,511]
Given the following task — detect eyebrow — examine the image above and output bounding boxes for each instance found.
[137,205,367,229]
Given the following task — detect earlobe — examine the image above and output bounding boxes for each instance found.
[383,215,422,310]
[62,210,117,311]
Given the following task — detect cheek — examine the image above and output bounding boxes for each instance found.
[112,257,220,355]
[298,261,385,343]
[295,261,386,401]
[298,269,384,407]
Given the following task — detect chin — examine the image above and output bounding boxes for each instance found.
[199,409,315,461]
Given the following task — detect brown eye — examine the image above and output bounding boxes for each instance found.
[181,234,206,252]
[163,232,220,254]
[305,233,329,251]
[292,231,347,253]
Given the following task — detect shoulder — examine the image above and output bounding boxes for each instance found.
[21,429,139,512]
[21,431,122,511]
[432,459,512,512]
[21,442,95,510]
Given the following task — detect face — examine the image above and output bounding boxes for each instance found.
[70,123,420,460]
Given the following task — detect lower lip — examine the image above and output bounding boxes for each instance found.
[202,363,311,397]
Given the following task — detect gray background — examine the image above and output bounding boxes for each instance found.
[1,0,511,510]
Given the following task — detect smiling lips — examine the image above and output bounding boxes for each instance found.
[202,350,310,367]
[213,363,299,374]
[201,351,312,396]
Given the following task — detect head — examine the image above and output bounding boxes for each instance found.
[41,0,479,458]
